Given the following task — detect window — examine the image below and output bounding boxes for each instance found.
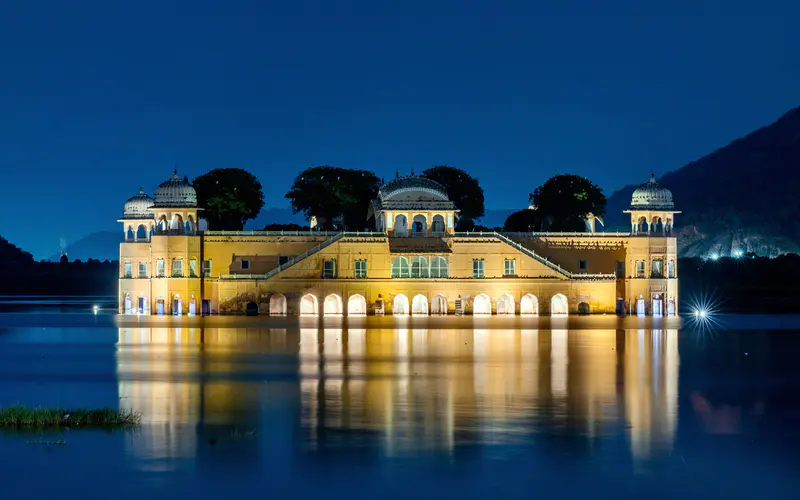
[240,259,250,270]
[667,260,675,279]
[636,260,645,278]
[579,260,588,270]
[615,261,625,279]
[323,259,336,278]
[354,259,367,279]
[138,263,148,278]
[472,259,485,279]
[652,260,663,278]
[279,256,289,266]
[172,259,183,277]
[202,259,212,276]
[189,259,198,277]
[430,256,448,278]
[391,257,410,278]
[156,259,165,277]
[504,259,516,276]
[411,256,429,278]
[124,263,132,278]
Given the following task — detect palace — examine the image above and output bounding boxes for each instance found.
[118,172,679,316]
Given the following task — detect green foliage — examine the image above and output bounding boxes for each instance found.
[421,166,485,229]
[0,406,140,428]
[262,223,310,231]
[286,166,381,230]
[503,209,542,232]
[193,168,265,231]
[529,174,606,232]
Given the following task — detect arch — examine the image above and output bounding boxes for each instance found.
[578,302,590,314]
[652,294,664,316]
[393,294,409,315]
[186,215,196,234]
[520,294,539,315]
[431,295,447,315]
[667,296,676,316]
[124,293,132,315]
[245,301,259,316]
[391,256,410,278]
[323,294,343,316]
[653,217,664,233]
[126,226,134,241]
[377,213,385,232]
[158,215,168,233]
[411,294,429,315]
[198,218,209,231]
[347,294,367,316]
[411,256,429,278]
[496,294,515,315]
[412,214,427,235]
[550,294,569,316]
[394,214,408,236]
[300,294,318,316]
[149,225,157,239]
[636,295,647,316]
[270,293,287,315]
[473,293,492,315]
[431,214,445,235]
[637,216,648,234]
[188,296,197,316]
[136,225,147,241]
[430,256,448,278]
[170,214,184,231]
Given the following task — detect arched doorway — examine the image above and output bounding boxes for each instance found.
[300,294,318,316]
[667,297,676,316]
[126,226,134,241]
[412,215,427,235]
[270,294,287,315]
[137,294,147,314]
[172,296,183,315]
[431,295,447,315]
[136,225,147,241]
[124,294,132,315]
[473,294,491,315]
[578,302,590,314]
[412,294,429,315]
[348,294,367,316]
[245,301,259,316]
[496,294,515,315]
[188,296,197,316]
[394,214,408,237]
[170,214,183,232]
[393,294,409,315]
[520,294,539,315]
[550,294,568,316]
[431,215,445,236]
[652,294,664,316]
[324,294,343,316]
[636,295,646,316]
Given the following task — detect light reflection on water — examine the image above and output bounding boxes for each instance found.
[115,326,679,465]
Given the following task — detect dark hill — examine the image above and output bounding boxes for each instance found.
[0,235,34,268]
[606,107,800,257]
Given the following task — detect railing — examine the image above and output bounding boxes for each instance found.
[462,231,632,238]
[206,230,341,236]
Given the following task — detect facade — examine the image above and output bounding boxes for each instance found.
[119,173,679,316]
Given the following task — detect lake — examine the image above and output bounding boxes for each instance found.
[0,298,798,499]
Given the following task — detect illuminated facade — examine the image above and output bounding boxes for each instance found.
[119,173,679,316]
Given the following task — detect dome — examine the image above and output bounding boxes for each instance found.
[122,188,154,218]
[378,175,449,201]
[631,175,674,209]
[153,171,197,207]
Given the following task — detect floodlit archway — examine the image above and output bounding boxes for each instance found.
[170,214,183,231]
[431,295,447,315]
[324,294,343,316]
[636,295,646,316]
[270,294,287,315]
[124,294,132,315]
[394,214,408,236]
[520,294,539,315]
[578,302,590,314]
[550,294,569,316]
[431,215,445,235]
[412,214,427,235]
[136,225,147,241]
[393,294,410,315]
[667,297,676,316]
[473,294,491,315]
[300,294,318,316]
[652,294,664,316]
[412,294,429,315]
[348,294,367,316]
[496,294,515,315]
[126,226,134,241]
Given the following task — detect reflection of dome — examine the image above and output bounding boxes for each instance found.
[123,188,154,218]
[378,176,449,201]
[153,171,197,207]
[631,175,674,209]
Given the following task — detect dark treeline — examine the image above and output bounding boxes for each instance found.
[678,254,800,314]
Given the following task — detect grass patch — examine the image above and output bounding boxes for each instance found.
[0,407,140,428]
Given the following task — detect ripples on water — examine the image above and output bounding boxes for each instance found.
[0,308,798,499]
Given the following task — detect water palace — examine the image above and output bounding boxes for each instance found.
[118,172,679,316]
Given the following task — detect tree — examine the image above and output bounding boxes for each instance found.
[421,166,485,230]
[529,174,606,232]
[503,209,542,232]
[262,223,309,231]
[193,168,265,231]
[286,166,381,230]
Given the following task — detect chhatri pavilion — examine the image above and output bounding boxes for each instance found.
[118,173,679,316]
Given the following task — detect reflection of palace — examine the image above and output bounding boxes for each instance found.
[118,172,679,316]
[117,327,679,462]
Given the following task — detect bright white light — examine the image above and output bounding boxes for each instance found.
[699,310,707,318]
[93,305,99,315]
[733,250,743,258]
[710,253,719,261]
[694,310,700,317]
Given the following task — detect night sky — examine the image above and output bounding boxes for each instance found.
[1,0,799,259]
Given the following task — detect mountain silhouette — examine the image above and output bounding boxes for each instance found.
[606,106,800,257]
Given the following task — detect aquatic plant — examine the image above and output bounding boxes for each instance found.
[0,407,140,428]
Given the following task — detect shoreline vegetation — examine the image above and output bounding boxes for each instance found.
[0,407,140,428]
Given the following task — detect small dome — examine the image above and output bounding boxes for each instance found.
[631,174,674,209]
[153,171,197,207]
[379,175,449,201]
[123,188,154,217]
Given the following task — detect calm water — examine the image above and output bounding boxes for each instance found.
[0,300,799,499]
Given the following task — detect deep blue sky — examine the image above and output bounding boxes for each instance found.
[1,0,799,258]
